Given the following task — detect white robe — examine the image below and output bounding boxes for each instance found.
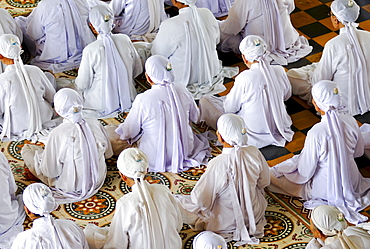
[109,0,167,41]
[0,64,55,141]
[151,7,227,99]
[176,146,270,244]
[195,0,234,17]
[84,183,183,249]
[199,63,293,148]
[11,217,88,249]
[269,114,370,208]
[0,153,25,249]
[0,9,23,74]
[22,118,113,202]
[75,34,142,118]
[16,0,95,73]
[218,0,311,63]
[116,83,210,173]
[306,226,370,249]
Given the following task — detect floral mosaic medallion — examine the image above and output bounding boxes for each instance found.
[262,211,294,242]
[119,172,171,194]
[283,243,308,249]
[6,0,40,8]
[7,140,44,161]
[64,191,116,220]
[174,182,194,195]
[11,160,26,177]
[178,165,207,181]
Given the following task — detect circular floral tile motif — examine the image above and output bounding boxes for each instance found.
[283,243,308,249]
[120,172,171,194]
[175,182,194,195]
[7,140,44,161]
[6,0,40,8]
[105,156,118,171]
[261,211,294,242]
[183,233,237,249]
[64,191,116,220]
[178,165,207,181]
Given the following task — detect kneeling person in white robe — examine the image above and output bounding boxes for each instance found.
[84,148,183,249]
[269,80,370,224]
[11,183,88,249]
[287,0,370,115]
[176,114,270,246]
[21,88,113,204]
[75,5,142,118]
[199,35,293,148]
[115,55,210,173]
[0,152,26,249]
[307,205,370,249]
[0,34,56,141]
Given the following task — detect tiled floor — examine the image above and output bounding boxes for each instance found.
[2,0,370,248]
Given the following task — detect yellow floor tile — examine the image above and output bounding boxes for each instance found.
[306,52,322,63]
[312,32,337,47]
[291,110,320,130]
[291,11,317,28]
[363,5,370,13]
[292,96,312,109]
[295,0,322,10]
[285,131,306,152]
[359,20,370,32]
[267,153,295,167]
[319,18,338,31]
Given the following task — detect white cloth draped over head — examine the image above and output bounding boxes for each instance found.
[311,205,358,249]
[52,88,101,203]
[216,113,259,245]
[23,183,70,248]
[89,5,131,116]
[0,34,42,140]
[331,0,370,115]
[310,80,368,224]
[239,35,292,143]
[145,55,191,172]
[176,0,214,87]
[193,231,228,249]
[117,148,166,248]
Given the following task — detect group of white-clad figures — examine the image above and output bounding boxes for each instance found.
[2,0,370,247]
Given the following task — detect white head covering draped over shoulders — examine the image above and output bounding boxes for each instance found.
[145,55,191,172]
[0,34,42,140]
[89,5,132,116]
[193,231,228,249]
[331,0,370,115]
[23,183,69,248]
[239,35,292,143]
[310,80,368,224]
[311,205,358,249]
[117,148,165,248]
[52,88,101,204]
[216,114,259,245]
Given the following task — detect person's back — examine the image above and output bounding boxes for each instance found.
[0,64,55,141]
[151,3,224,97]
[104,183,182,249]
[17,0,95,72]
[195,0,234,17]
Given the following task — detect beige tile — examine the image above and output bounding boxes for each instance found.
[291,11,317,28]
[295,0,323,10]
[291,110,320,130]
[312,32,337,47]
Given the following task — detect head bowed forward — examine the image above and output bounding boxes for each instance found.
[117,148,149,179]
[54,88,84,123]
[145,55,175,85]
[239,35,268,62]
[311,205,348,236]
[23,183,58,216]
[217,114,248,146]
[331,0,360,24]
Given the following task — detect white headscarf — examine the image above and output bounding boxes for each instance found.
[310,80,367,224]
[216,114,259,245]
[331,0,370,115]
[117,148,165,248]
[145,55,191,172]
[0,34,42,140]
[239,35,292,143]
[311,205,358,249]
[176,0,214,87]
[23,183,69,248]
[89,5,132,116]
[193,231,227,249]
[52,88,101,204]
